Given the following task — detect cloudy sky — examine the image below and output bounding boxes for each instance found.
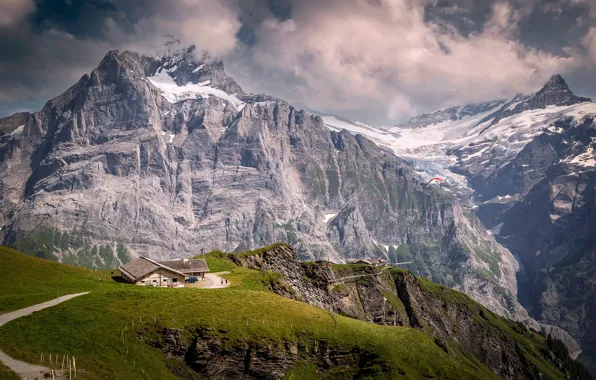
[2,0,596,124]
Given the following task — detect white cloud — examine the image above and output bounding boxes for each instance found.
[247,0,576,122]
[0,0,36,28]
[104,0,241,58]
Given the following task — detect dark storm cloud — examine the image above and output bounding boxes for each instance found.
[32,0,126,38]
[1,0,596,124]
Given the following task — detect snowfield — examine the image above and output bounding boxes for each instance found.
[319,99,596,200]
[148,68,245,110]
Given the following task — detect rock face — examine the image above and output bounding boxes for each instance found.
[142,45,244,96]
[444,79,596,371]
[454,101,596,368]
[321,72,595,373]
[0,46,525,323]
[498,168,596,367]
[228,244,586,380]
[149,327,380,380]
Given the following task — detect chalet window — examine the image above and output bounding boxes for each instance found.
[153,280,157,283]
[173,278,177,283]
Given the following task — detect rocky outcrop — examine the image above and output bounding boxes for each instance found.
[229,244,331,309]
[229,244,587,379]
[0,112,31,138]
[393,270,544,379]
[142,45,245,96]
[147,327,383,380]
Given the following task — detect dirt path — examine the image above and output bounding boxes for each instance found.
[0,292,90,380]
[187,272,231,289]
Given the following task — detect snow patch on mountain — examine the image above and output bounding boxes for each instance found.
[9,125,24,136]
[148,67,245,110]
[321,116,400,150]
[568,145,596,167]
[314,83,596,212]
[192,64,205,73]
[451,102,596,169]
[324,213,337,223]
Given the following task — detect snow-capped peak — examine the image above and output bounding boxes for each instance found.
[146,45,244,96]
[147,65,245,110]
[396,100,507,129]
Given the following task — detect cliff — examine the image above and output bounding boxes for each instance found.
[228,243,591,379]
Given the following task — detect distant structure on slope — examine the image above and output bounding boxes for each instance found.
[348,258,386,266]
[119,257,209,287]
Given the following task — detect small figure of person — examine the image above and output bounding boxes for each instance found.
[225,279,228,284]
[221,279,223,285]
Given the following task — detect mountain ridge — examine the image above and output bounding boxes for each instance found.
[0,47,530,327]
[311,74,596,374]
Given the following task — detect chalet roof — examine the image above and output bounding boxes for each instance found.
[118,256,186,282]
[158,259,209,273]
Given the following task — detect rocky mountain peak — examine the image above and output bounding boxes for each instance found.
[142,45,244,96]
[533,73,590,106]
[474,74,592,130]
[543,74,568,90]
[90,49,145,86]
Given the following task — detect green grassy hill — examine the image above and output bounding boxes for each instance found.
[0,245,118,313]
[0,245,587,379]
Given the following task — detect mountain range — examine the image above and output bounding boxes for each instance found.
[321,73,596,372]
[1,45,595,372]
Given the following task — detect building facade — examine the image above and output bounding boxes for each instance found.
[118,256,208,287]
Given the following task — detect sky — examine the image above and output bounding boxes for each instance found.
[2,0,596,125]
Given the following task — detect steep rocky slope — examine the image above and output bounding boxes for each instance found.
[497,164,596,371]
[315,74,596,369]
[226,243,589,379]
[448,80,596,372]
[0,46,525,322]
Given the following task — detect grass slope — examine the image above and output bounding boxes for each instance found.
[194,248,286,291]
[0,245,119,313]
[0,246,494,379]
